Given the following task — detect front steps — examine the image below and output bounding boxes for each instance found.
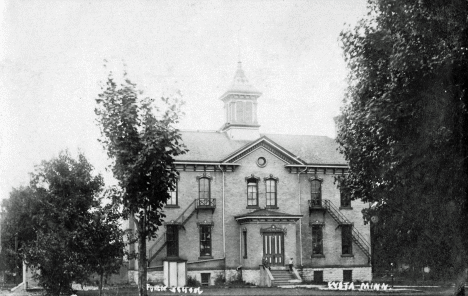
[270,268,299,286]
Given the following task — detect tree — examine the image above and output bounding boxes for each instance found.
[95,72,187,296]
[82,201,126,296]
[338,0,468,294]
[19,152,105,295]
[0,187,37,284]
[1,152,126,296]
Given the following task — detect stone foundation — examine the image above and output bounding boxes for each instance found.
[186,269,260,286]
[147,270,164,284]
[301,267,372,282]
[187,270,224,286]
[128,270,138,285]
[240,269,260,286]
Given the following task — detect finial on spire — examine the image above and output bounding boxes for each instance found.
[237,27,242,62]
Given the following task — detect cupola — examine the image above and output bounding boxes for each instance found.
[220,62,262,140]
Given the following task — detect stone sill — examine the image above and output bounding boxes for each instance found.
[339,206,353,210]
[198,256,213,260]
[165,205,180,208]
[341,254,354,258]
[311,254,325,258]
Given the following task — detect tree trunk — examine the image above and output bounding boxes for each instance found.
[138,235,147,296]
[137,214,147,296]
[99,273,103,296]
[453,269,467,296]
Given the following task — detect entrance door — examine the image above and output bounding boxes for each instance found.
[263,232,284,265]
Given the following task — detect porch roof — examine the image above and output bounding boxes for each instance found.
[234,208,302,223]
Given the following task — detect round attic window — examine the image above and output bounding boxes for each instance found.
[257,157,267,167]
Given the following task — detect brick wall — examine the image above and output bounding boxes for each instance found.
[128,145,371,284]
[299,171,371,268]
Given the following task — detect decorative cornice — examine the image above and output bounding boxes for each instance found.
[197,220,214,228]
[224,138,303,165]
[284,165,348,175]
[260,224,287,236]
[196,173,212,180]
[308,175,323,183]
[222,94,260,101]
[309,220,325,226]
[245,174,260,182]
[175,163,239,173]
[264,174,279,182]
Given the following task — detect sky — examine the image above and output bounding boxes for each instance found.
[0,0,368,201]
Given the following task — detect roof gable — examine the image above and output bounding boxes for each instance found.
[221,136,304,165]
[174,130,347,166]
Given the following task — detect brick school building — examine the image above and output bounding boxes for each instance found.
[126,62,371,286]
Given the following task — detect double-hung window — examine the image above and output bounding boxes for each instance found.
[310,178,322,207]
[166,225,179,257]
[197,176,212,207]
[167,181,178,206]
[340,189,351,208]
[200,225,212,257]
[246,176,259,207]
[341,225,353,255]
[338,177,351,208]
[311,224,323,255]
[264,176,278,208]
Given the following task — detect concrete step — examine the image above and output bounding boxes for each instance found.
[272,281,296,286]
[272,275,295,279]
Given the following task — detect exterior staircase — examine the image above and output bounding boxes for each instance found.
[270,269,297,286]
[147,199,197,265]
[322,199,372,263]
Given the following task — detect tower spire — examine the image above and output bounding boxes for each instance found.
[237,27,242,63]
[219,63,262,140]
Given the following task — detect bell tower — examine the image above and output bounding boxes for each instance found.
[220,62,262,140]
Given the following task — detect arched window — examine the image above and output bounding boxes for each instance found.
[337,177,351,208]
[246,175,259,207]
[198,177,211,200]
[264,175,278,208]
[310,177,322,207]
[167,180,178,206]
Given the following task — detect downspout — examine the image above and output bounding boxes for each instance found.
[239,228,242,263]
[218,165,226,277]
[298,167,308,267]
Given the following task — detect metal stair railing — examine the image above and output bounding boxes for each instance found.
[323,200,351,223]
[323,199,371,262]
[147,199,197,263]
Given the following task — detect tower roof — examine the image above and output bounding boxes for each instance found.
[220,62,261,98]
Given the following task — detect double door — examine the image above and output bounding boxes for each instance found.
[263,232,284,265]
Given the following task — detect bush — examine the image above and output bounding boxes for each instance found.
[214,274,225,286]
[186,276,200,287]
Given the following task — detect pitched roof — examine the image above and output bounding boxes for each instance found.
[175,130,346,165]
[234,208,303,222]
[235,208,300,218]
[220,62,262,98]
[263,134,347,165]
[176,130,251,162]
